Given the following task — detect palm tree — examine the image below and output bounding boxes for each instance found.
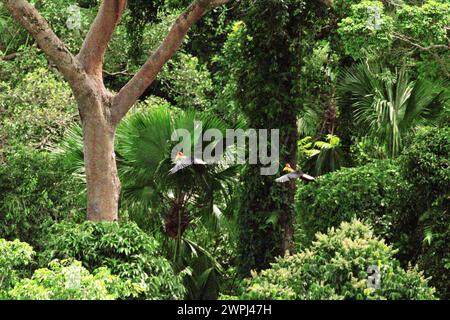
[56,105,242,299]
[57,106,241,235]
[117,107,241,238]
[338,62,446,157]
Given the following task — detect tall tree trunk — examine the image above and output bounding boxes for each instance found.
[81,98,120,221]
[235,0,328,275]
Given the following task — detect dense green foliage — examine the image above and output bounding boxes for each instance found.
[338,1,394,59]
[234,220,436,300]
[0,238,34,298]
[398,126,450,298]
[296,160,409,245]
[0,0,447,301]
[9,259,134,300]
[400,126,450,203]
[226,0,329,276]
[40,221,186,299]
[0,147,84,247]
[296,126,450,299]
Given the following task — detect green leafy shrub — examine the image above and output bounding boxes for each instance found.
[0,238,35,298]
[400,126,450,205]
[0,67,78,149]
[416,197,449,299]
[295,160,409,245]
[40,221,185,299]
[398,126,450,298]
[337,1,394,59]
[236,220,436,300]
[0,147,85,247]
[159,52,213,110]
[394,127,450,254]
[9,259,131,300]
[296,127,450,298]
[396,1,449,49]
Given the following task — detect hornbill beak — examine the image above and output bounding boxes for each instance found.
[283,163,294,172]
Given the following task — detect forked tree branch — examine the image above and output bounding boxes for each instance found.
[78,0,127,79]
[111,0,230,123]
[392,32,450,78]
[2,0,230,121]
[393,32,449,52]
[1,0,90,93]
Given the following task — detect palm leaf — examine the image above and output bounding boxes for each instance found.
[338,62,446,157]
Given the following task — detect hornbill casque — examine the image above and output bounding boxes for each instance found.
[275,163,315,183]
[169,151,207,175]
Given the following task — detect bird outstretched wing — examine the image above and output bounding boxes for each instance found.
[299,172,315,182]
[275,171,315,183]
[169,157,207,175]
[193,157,207,165]
[275,174,290,183]
[169,158,193,175]
[275,172,302,183]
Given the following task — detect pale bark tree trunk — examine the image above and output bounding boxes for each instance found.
[79,96,120,221]
[2,0,230,221]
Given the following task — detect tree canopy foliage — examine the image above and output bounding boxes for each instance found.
[0,0,448,301]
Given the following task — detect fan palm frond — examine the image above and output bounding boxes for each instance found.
[338,62,446,157]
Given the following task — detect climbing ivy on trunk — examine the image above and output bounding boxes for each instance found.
[227,0,329,275]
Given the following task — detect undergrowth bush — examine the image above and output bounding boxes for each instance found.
[399,126,450,299]
[296,127,450,299]
[40,221,186,299]
[0,238,35,298]
[9,259,133,300]
[400,126,450,205]
[235,220,436,300]
[0,147,85,247]
[295,160,410,245]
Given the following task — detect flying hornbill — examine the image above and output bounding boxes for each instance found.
[169,151,207,175]
[275,163,315,183]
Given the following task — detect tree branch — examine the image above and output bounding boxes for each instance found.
[393,32,449,52]
[78,0,127,78]
[103,69,132,77]
[392,32,450,78]
[111,0,229,123]
[0,52,18,61]
[1,0,89,91]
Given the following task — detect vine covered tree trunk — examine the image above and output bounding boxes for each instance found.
[2,0,230,221]
[233,0,329,275]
